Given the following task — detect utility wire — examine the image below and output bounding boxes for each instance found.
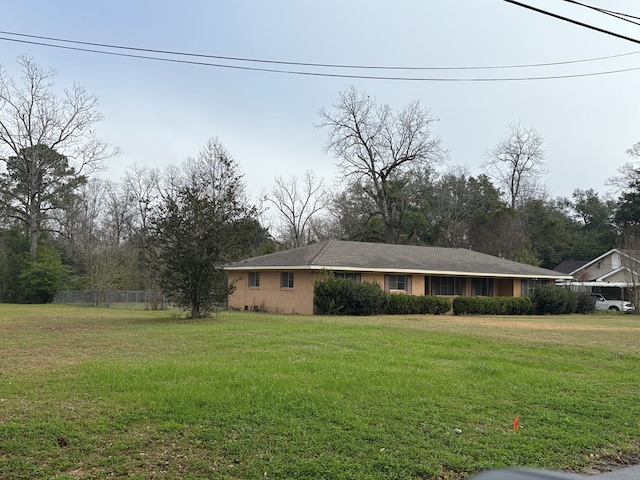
[561,0,640,27]
[2,31,640,81]
[0,29,638,72]
[598,9,640,22]
[504,0,640,45]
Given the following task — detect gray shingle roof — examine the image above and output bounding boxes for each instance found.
[228,240,571,279]
[553,260,589,275]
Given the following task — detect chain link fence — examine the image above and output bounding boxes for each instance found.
[54,290,167,310]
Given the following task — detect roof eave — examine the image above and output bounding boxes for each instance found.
[225,264,571,280]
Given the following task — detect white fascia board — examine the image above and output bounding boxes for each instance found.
[225,266,314,271]
[617,250,640,264]
[227,264,571,280]
[595,267,626,282]
[315,266,571,279]
[597,266,640,282]
[576,249,640,275]
[565,281,631,287]
[572,248,618,274]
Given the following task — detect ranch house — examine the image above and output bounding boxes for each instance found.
[226,240,571,315]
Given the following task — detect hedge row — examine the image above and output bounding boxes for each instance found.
[385,293,451,315]
[453,287,594,315]
[313,275,451,316]
[452,296,532,315]
[314,274,594,316]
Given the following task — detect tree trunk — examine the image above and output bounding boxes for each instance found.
[190,293,201,318]
[29,196,39,260]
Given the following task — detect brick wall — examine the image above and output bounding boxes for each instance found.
[228,270,316,315]
[228,269,534,315]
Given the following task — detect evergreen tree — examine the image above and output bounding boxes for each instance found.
[149,140,258,318]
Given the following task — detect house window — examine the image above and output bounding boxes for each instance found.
[471,278,493,296]
[334,272,362,282]
[280,272,294,289]
[432,276,464,296]
[384,274,412,293]
[521,279,546,296]
[248,272,260,288]
[389,275,406,290]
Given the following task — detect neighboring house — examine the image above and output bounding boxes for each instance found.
[555,248,640,304]
[226,240,571,315]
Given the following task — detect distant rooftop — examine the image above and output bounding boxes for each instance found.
[553,260,589,275]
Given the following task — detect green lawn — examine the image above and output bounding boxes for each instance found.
[1,305,639,479]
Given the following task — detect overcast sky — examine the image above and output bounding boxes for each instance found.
[2,1,640,203]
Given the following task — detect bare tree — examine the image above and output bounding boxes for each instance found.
[0,55,116,258]
[58,177,106,258]
[319,86,444,244]
[607,141,640,194]
[482,122,547,209]
[181,137,246,203]
[123,164,160,241]
[100,180,136,245]
[56,179,135,290]
[627,141,640,160]
[266,171,329,248]
[617,235,640,314]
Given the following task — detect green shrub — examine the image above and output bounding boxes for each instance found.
[452,296,476,315]
[575,291,596,314]
[417,295,452,315]
[385,294,413,314]
[384,293,403,314]
[312,275,342,315]
[531,285,578,315]
[314,273,451,316]
[313,274,387,316]
[350,281,388,316]
[452,296,532,315]
[384,294,451,315]
[504,297,534,315]
[19,245,70,303]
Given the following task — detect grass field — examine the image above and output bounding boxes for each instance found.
[1,305,639,479]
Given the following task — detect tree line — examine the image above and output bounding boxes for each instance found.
[272,86,636,271]
[1,57,639,316]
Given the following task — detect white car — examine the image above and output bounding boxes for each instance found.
[589,293,635,313]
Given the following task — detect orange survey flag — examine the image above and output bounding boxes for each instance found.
[513,415,520,432]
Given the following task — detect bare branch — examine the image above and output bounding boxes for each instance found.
[607,142,640,195]
[266,170,330,248]
[0,56,117,171]
[482,121,547,209]
[0,56,117,258]
[318,86,445,243]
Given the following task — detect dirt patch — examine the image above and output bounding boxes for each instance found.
[580,442,640,475]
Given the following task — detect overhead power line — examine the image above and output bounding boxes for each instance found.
[0,29,638,72]
[504,0,640,44]
[561,0,640,24]
[1,29,640,82]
